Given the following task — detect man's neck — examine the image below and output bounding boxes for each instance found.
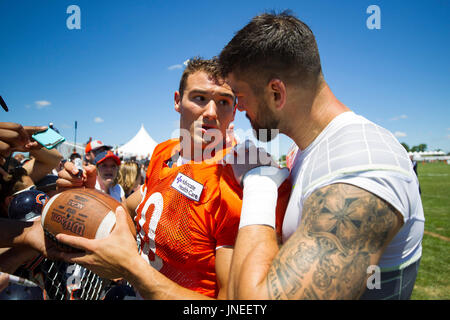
[284,82,349,151]
[179,140,225,163]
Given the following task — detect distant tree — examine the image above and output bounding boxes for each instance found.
[278,154,287,167]
[400,142,410,152]
[417,144,427,152]
[411,144,427,152]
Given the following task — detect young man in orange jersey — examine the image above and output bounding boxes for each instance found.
[54,58,290,299]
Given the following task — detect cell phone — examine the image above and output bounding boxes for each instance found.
[32,127,66,149]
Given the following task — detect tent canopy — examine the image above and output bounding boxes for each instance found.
[117,124,157,160]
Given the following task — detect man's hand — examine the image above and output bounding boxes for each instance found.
[56,161,97,191]
[51,206,139,280]
[0,122,46,166]
[20,218,61,259]
[224,140,279,185]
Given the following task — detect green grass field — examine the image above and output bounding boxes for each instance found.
[410,161,450,300]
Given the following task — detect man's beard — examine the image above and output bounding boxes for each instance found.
[247,98,280,142]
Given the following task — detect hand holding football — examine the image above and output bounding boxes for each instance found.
[41,188,135,251]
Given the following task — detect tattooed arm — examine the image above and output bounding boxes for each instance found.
[228,183,403,299]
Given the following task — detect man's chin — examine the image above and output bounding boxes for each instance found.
[248,118,280,142]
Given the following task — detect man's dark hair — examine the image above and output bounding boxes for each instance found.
[219,11,322,89]
[178,57,224,99]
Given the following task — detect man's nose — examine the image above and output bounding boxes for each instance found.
[203,100,218,120]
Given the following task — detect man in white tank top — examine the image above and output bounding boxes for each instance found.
[219,12,424,299]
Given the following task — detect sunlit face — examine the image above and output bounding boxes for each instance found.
[226,73,279,142]
[97,158,119,185]
[175,71,236,152]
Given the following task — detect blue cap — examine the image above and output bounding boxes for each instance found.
[94,150,121,166]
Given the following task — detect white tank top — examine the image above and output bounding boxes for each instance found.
[283,111,424,270]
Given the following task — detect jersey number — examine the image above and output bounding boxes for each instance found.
[138,192,164,271]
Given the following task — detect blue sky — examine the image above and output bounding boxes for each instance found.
[1,0,449,158]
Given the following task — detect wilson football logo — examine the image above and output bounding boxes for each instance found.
[51,212,85,236]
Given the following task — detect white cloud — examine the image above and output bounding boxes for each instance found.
[168,64,183,71]
[35,100,51,109]
[389,114,408,121]
[394,131,407,138]
[94,117,104,123]
[168,59,190,71]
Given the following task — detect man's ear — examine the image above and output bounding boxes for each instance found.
[174,91,181,114]
[268,79,287,110]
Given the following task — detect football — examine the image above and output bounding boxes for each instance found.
[41,188,136,251]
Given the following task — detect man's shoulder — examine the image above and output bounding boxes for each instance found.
[292,113,415,202]
[153,139,179,156]
[148,139,180,166]
[306,113,412,176]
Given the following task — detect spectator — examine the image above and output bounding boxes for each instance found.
[1,144,62,218]
[84,140,112,165]
[94,150,125,202]
[0,122,62,294]
[117,161,141,198]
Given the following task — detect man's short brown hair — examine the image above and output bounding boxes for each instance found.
[219,11,322,89]
[178,57,224,99]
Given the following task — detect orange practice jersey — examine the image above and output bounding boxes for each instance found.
[134,139,290,298]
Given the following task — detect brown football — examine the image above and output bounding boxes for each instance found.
[41,188,136,250]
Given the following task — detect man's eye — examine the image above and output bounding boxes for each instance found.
[218,100,231,106]
[194,96,205,102]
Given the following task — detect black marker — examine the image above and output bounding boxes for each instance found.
[0,96,8,112]
[73,158,84,178]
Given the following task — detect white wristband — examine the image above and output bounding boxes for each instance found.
[239,166,289,229]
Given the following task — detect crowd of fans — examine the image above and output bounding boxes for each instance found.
[78,139,145,201]
[0,122,146,298]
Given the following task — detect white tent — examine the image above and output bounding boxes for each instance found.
[117,124,157,160]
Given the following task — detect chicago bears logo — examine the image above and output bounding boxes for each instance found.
[36,193,49,206]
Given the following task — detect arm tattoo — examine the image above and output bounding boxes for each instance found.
[267,183,401,299]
